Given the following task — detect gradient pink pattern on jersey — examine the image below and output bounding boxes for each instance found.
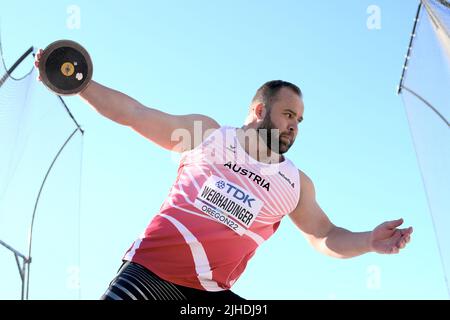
[124,126,300,291]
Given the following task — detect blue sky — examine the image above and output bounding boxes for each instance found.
[0,0,448,299]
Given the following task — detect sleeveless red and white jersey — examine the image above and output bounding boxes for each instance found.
[123,126,300,291]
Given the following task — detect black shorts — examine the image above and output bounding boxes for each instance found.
[101,261,245,301]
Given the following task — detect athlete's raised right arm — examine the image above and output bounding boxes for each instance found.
[35,49,219,152]
[79,81,219,152]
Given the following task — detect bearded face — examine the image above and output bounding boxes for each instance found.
[257,109,293,155]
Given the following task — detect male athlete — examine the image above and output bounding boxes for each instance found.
[35,50,413,300]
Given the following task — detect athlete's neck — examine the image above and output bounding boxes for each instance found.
[237,125,285,164]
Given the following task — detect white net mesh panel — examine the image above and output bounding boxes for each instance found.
[0,42,83,299]
[400,0,450,295]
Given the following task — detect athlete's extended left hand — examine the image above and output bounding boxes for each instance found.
[369,218,413,254]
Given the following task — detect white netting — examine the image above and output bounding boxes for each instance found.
[400,0,450,295]
[0,41,83,299]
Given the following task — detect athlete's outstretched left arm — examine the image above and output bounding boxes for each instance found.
[288,171,413,258]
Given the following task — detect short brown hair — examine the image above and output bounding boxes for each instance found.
[251,80,302,110]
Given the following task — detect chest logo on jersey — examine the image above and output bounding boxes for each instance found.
[278,171,295,188]
[194,175,263,236]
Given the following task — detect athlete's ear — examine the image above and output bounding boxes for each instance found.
[254,103,266,121]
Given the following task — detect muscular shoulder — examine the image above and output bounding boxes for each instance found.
[197,114,220,130]
[189,114,220,142]
[297,169,315,208]
[200,115,221,139]
[176,114,220,152]
[299,169,314,193]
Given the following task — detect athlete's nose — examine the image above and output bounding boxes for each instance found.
[287,125,297,141]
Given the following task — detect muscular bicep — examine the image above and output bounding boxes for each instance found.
[127,103,220,152]
[289,171,335,244]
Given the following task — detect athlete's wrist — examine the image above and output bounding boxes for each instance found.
[366,231,375,253]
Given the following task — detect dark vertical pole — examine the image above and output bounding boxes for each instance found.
[397,2,422,94]
[0,46,34,87]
